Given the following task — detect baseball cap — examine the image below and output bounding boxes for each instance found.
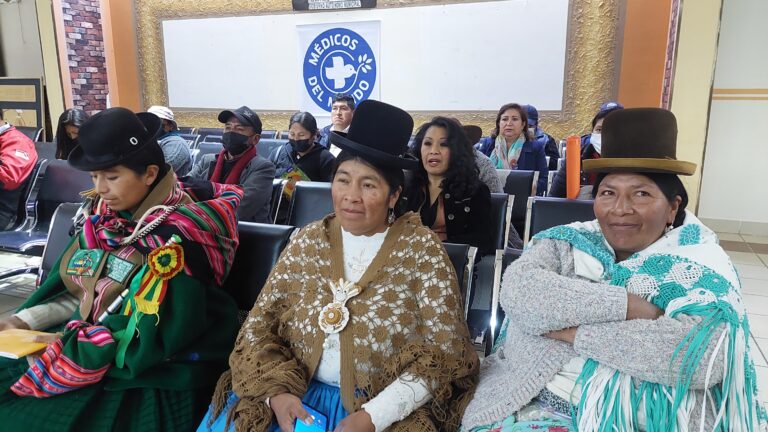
[525,105,539,126]
[218,106,263,134]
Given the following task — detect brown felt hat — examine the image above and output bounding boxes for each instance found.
[583,108,697,176]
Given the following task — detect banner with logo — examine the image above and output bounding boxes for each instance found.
[297,21,381,115]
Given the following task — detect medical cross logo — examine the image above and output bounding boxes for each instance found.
[303,27,376,112]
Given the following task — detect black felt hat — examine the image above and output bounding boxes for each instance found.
[330,100,418,170]
[68,107,162,171]
[583,108,696,176]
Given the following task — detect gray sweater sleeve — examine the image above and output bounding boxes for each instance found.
[574,315,727,389]
[503,238,628,336]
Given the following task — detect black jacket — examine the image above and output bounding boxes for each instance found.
[401,180,494,255]
[269,142,335,182]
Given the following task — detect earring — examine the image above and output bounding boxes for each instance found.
[387,208,395,225]
[665,224,673,234]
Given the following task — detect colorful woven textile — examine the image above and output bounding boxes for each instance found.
[531,211,768,431]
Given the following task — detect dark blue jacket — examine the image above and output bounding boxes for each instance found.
[475,137,548,195]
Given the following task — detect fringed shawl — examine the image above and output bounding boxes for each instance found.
[210,213,478,431]
[533,211,768,431]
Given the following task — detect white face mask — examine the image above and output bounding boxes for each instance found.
[590,133,602,153]
[527,127,536,137]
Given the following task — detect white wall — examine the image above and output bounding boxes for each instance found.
[698,0,768,230]
[162,0,568,112]
[0,1,44,78]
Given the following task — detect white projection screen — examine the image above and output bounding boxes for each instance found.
[162,0,569,113]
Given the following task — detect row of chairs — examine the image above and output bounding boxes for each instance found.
[179,129,284,148]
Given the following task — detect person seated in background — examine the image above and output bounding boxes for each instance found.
[462,108,767,432]
[54,108,88,160]
[475,103,548,195]
[198,100,477,432]
[525,104,560,171]
[549,101,624,198]
[269,111,336,223]
[188,106,276,223]
[402,116,494,255]
[318,93,355,155]
[0,107,241,431]
[147,105,193,176]
[269,111,335,182]
[0,109,38,230]
[463,124,503,194]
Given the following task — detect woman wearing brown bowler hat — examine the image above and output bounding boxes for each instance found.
[200,100,478,432]
[462,108,767,431]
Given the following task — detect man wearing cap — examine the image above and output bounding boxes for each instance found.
[0,110,38,230]
[147,106,192,176]
[188,106,276,223]
[525,105,560,171]
[549,101,624,198]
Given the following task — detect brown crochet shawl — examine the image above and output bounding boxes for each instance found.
[210,212,478,431]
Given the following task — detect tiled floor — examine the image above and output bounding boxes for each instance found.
[0,234,765,411]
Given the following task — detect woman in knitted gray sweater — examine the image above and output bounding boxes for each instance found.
[462,109,767,432]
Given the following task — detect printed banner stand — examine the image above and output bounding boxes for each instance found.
[297,21,381,115]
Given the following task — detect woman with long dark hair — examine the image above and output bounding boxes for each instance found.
[54,108,88,159]
[402,116,494,255]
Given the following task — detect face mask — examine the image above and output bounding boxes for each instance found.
[527,127,536,137]
[222,132,251,155]
[590,133,602,153]
[289,139,312,153]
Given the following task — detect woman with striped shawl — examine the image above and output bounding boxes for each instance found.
[462,108,767,432]
[0,108,242,431]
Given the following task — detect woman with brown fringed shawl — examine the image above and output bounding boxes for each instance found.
[198,100,478,432]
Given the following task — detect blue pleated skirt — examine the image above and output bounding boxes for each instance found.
[197,380,348,432]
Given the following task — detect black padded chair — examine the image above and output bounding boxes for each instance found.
[503,170,538,238]
[269,179,286,224]
[489,193,513,250]
[8,159,44,231]
[0,160,90,255]
[523,196,595,245]
[197,142,223,160]
[34,142,57,167]
[202,135,222,144]
[179,133,200,149]
[177,127,195,134]
[0,203,79,286]
[278,131,290,140]
[223,222,295,322]
[485,248,523,355]
[260,130,277,139]
[196,127,222,142]
[443,242,477,320]
[257,139,288,159]
[17,126,43,142]
[287,181,332,228]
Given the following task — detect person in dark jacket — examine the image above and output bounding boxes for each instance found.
[269,111,335,182]
[402,116,494,255]
[549,101,624,198]
[54,108,88,160]
[475,103,548,195]
[525,104,560,171]
[188,106,276,223]
[318,93,355,154]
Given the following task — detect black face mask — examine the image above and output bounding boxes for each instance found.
[222,132,251,155]
[289,139,313,153]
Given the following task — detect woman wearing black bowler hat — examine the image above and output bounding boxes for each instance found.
[0,107,242,431]
[200,100,478,432]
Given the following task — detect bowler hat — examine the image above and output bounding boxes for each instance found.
[582,108,696,176]
[68,107,162,171]
[330,100,418,170]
